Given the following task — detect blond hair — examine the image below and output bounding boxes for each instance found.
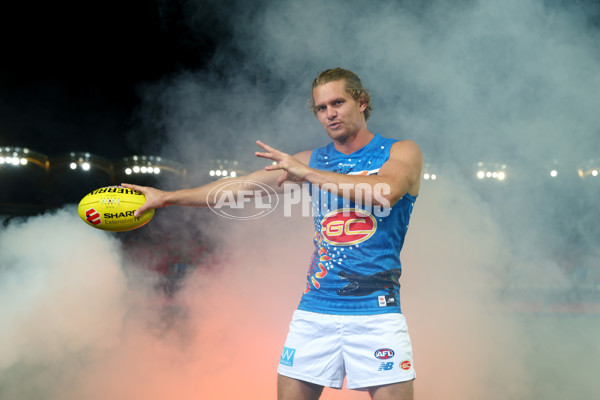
[309,68,373,121]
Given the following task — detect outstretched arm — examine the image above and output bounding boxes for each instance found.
[122,147,312,217]
[256,139,422,207]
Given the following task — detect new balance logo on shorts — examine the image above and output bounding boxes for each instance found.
[280,347,295,366]
[378,362,394,371]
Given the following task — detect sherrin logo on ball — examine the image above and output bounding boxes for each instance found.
[77,186,154,232]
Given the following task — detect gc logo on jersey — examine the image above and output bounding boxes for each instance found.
[320,208,377,246]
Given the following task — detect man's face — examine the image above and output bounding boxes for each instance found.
[312,80,367,142]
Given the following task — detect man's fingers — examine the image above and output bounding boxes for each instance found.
[264,163,283,171]
[276,174,287,187]
[256,140,274,151]
[121,183,151,217]
[133,205,148,218]
[255,151,274,160]
[256,140,286,160]
[121,183,143,192]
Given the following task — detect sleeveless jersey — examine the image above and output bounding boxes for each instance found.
[297,133,417,315]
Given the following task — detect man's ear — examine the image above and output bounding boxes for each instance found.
[358,95,368,112]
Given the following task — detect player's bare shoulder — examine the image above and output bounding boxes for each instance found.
[390,140,422,171]
[390,139,422,161]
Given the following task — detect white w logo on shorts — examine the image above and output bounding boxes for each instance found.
[280,347,295,366]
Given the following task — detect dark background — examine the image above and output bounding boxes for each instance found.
[2,0,599,159]
[0,0,225,157]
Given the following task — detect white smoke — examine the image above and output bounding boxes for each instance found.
[0,209,128,398]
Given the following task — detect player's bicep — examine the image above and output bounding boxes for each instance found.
[378,141,422,198]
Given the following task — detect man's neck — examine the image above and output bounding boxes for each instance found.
[332,129,375,155]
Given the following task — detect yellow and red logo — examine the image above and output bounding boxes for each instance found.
[400,360,412,371]
[320,208,377,246]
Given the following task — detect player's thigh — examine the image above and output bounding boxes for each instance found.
[367,379,414,400]
[343,313,415,390]
[277,374,324,400]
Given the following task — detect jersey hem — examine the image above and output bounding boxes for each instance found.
[296,305,402,316]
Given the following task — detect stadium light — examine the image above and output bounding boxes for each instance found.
[206,159,246,180]
[475,162,507,182]
[0,147,46,169]
[115,155,180,176]
[422,163,438,181]
[577,158,600,180]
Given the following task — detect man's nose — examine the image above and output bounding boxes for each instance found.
[326,106,337,119]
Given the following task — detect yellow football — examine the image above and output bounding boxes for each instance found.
[78,186,154,232]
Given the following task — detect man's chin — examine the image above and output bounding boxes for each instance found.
[326,128,347,139]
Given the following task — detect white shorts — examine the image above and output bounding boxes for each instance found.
[277,310,415,390]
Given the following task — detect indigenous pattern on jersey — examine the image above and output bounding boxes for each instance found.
[298,133,417,315]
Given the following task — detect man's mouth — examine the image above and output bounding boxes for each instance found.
[329,121,342,129]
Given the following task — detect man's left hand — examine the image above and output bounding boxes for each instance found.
[255,140,311,186]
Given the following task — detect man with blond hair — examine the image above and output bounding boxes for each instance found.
[125,67,422,399]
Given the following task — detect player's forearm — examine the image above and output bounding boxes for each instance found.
[161,186,212,207]
[163,169,281,207]
[163,179,247,207]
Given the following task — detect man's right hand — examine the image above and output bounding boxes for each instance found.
[121,183,168,217]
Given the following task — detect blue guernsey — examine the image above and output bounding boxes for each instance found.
[297,133,417,315]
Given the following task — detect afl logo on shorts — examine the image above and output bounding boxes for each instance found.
[321,208,377,246]
[374,348,395,360]
[400,360,412,370]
